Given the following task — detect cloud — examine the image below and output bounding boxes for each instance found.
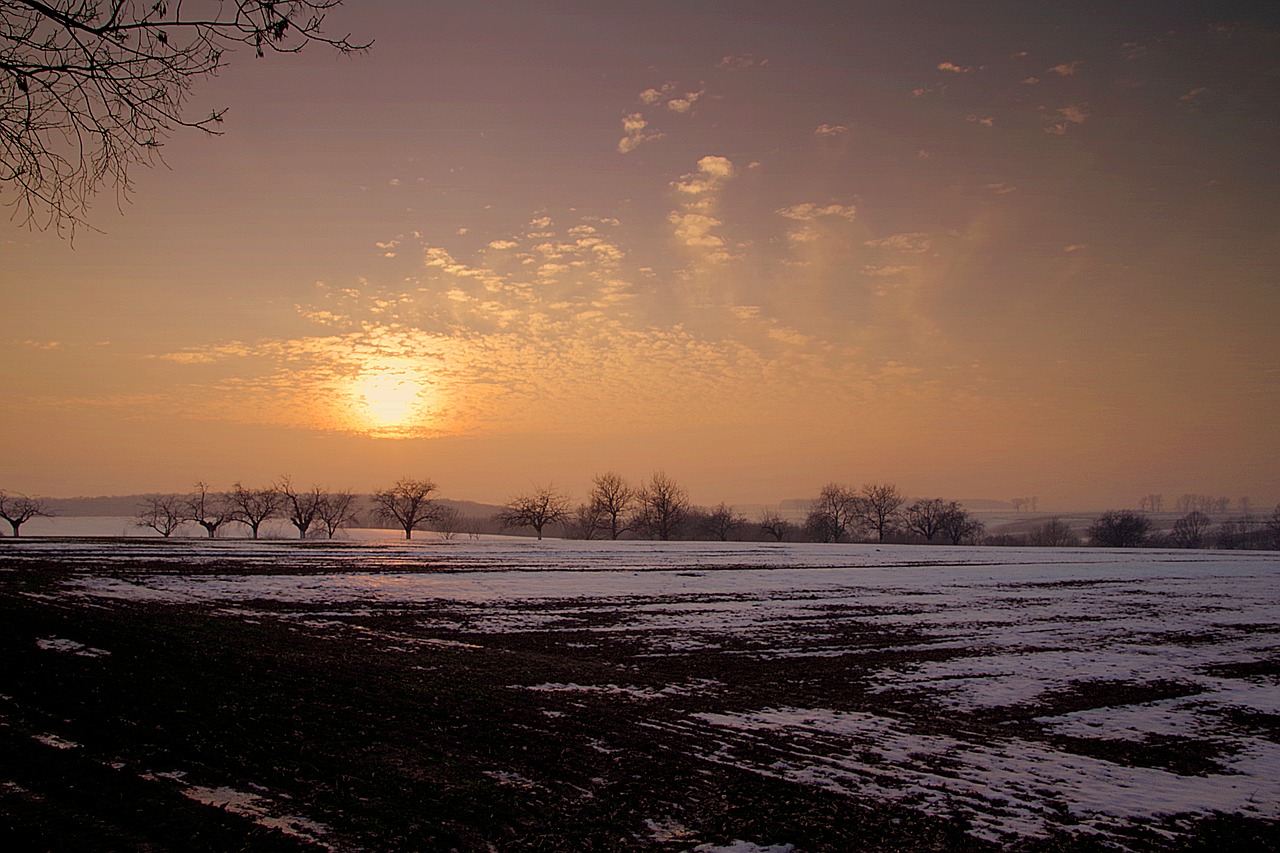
[617,113,665,154]
[21,340,62,350]
[1048,61,1081,76]
[1045,104,1088,135]
[814,123,848,138]
[669,156,736,263]
[864,233,931,254]
[982,182,1017,194]
[937,61,972,73]
[966,114,995,127]
[1063,244,1087,253]
[672,155,735,195]
[777,203,857,221]
[1178,86,1210,104]
[716,54,767,70]
[862,264,916,277]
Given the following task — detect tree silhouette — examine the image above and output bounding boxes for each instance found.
[1,0,366,233]
[372,478,440,540]
[0,489,51,535]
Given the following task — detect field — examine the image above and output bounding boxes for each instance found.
[2,536,1278,851]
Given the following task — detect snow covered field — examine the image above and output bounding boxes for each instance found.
[5,537,1278,848]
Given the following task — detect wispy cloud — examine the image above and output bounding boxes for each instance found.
[716,54,768,70]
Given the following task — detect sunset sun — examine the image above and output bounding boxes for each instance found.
[349,363,432,436]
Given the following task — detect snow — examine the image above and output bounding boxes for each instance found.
[8,536,1279,844]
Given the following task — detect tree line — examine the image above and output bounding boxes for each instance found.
[3,479,1280,549]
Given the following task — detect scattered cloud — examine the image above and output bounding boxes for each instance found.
[937,61,972,73]
[1048,61,1081,76]
[670,156,736,263]
[1063,244,1087,253]
[814,123,848,138]
[1045,104,1088,135]
[21,340,62,350]
[617,113,664,153]
[966,114,995,127]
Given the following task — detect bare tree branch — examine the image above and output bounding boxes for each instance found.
[1,0,367,234]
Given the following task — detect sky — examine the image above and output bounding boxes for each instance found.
[2,0,1278,510]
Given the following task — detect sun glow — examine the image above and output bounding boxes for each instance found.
[348,361,433,436]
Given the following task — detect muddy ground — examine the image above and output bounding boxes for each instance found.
[1,541,1277,851]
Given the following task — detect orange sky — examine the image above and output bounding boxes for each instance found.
[2,1,1277,510]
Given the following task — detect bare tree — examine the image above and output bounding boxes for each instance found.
[136,493,185,537]
[904,498,949,542]
[496,485,571,540]
[567,503,607,540]
[701,502,746,541]
[0,489,52,536]
[1026,518,1080,547]
[1088,510,1151,548]
[278,475,322,539]
[372,478,440,540]
[854,482,905,542]
[758,509,793,542]
[183,481,232,538]
[432,505,463,540]
[1,0,367,233]
[937,503,984,545]
[636,471,689,541]
[228,481,281,539]
[589,471,635,540]
[1139,493,1164,513]
[315,489,357,539]
[1170,511,1213,549]
[805,483,858,543]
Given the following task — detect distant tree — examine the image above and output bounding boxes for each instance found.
[589,472,636,540]
[0,490,52,536]
[805,483,858,543]
[1267,504,1280,550]
[758,509,794,542]
[228,482,282,539]
[372,479,440,540]
[904,498,949,542]
[278,476,323,539]
[432,505,463,541]
[496,485,571,540]
[1169,511,1212,549]
[566,503,607,540]
[136,493,185,537]
[183,482,233,538]
[636,472,690,541]
[937,503,984,545]
[1026,518,1081,547]
[1088,510,1151,548]
[1139,494,1164,513]
[315,489,358,539]
[854,483,906,542]
[1,0,368,234]
[700,503,746,541]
